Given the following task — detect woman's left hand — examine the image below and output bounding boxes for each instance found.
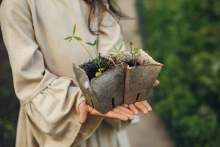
[124,100,152,115]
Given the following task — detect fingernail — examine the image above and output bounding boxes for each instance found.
[144,110,148,114]
[148,107,152,111]
[124,104,129,107]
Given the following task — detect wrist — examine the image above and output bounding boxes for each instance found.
[76,96,85,113]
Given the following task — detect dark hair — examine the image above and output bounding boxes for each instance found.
[83,0,127,35]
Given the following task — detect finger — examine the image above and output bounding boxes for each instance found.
[105,111,129,121]
[113,107,134,120]
[87,105,128,120]
[87,106,131,121]
[135,101,148,114]
[123,104,129,108]
[78,102,88,124]
[117,106,135,120]
[87,105,103,116]
[89,107,129,121]
[142,101,152,111]
[153,80,160,87]
[129,104,139,114]
[117,106,134,115]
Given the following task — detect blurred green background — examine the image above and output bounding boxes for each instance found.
[0,0,19,145]
[137,0,220,147]
[0,0,220,147]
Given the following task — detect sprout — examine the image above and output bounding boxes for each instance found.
[64,25,105,77]
[64,24,93,59]
[129,41,141,66]
[108,39,129,64]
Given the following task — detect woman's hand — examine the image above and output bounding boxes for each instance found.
[77,100,153,124]
[77,101,136,124]
[125,100,152,115]
[77,80,159,124]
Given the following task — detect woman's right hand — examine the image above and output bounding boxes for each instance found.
[77,101,136,124]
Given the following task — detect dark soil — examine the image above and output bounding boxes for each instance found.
[80,56,114,80]
[124,59,141,67]
[80,57,140,80]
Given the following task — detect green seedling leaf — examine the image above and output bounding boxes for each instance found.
[73,36,82,41]
[72,24,76,35]
[118,41,123,50]
[94,38,99,45]
[95,68,105,77]
[99,68,105,72]
[130,46,141,57]
[64,36,73,42]
[95,71,102,77]
[86,42,96,46]
[86,38,99,47]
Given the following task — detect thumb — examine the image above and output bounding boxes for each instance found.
[78,101,88,124]
[87,105,103,116]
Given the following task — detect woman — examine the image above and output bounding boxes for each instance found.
[0,0,157,147]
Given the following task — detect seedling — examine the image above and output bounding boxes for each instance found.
[129,41,141,66]
[64,24,93,59]
[108,40,126,63]
[65,24,111,78]
[65,24,163,113]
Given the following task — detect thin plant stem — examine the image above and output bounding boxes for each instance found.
[78,40,94,60]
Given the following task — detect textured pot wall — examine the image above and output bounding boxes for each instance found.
[73,64,125,113]
[124,64,162,104]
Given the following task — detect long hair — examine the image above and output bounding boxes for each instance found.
[83,0,127,35]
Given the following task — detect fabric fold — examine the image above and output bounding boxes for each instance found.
[0,0,93,146]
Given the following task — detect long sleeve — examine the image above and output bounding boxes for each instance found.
[0,0,85,146]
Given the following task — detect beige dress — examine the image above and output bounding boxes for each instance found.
[0,0,132,147]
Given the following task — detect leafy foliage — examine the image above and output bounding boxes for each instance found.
[0,50,19,147]
[136,0,220,146]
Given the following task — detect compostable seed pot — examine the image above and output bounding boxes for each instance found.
[73,64,125,113]
[124,63,163,104]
